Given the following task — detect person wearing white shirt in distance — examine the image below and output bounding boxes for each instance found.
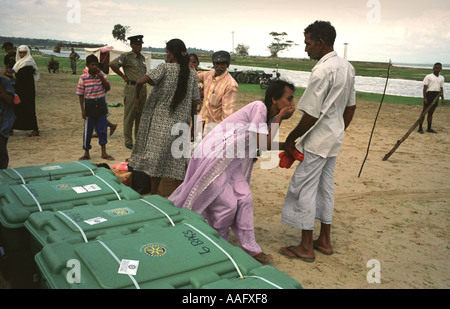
[418,62,445,134]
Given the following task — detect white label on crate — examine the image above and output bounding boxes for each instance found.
[73,184,101,194]
[84,217,107,225]
[40,165,62,171]
[118,259,140,276]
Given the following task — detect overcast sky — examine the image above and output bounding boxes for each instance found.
[1,0,449,65]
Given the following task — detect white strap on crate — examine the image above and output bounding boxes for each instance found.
[182,223,283,288]
[10,168,26,184]
[183,222,244,279]
[57,211,88,243]
[244,275,283,289]
[94,175,121,200]
[139,199,175,227]
[96,240,141,289]
[74,161,96,175]
[21,184,42,212]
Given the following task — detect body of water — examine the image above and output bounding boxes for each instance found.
[221,62,449,99]
[40,49,81,59]
[39,49,448,99]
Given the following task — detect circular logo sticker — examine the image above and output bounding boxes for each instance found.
[106,208,131,216]
[54,184,73,191]
[140,243,167,257]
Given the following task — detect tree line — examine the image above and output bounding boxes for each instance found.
[0,36,214,54]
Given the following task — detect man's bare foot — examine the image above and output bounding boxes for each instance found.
[278,245,315,262]
[101,154,115,161]
[313,240,334,255]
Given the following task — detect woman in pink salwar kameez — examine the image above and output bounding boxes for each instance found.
[169,80,295,264]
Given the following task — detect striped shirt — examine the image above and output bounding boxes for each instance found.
[76,71,110,99]
[198,70,238,129]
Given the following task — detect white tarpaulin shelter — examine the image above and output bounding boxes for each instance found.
[84,40,151,75]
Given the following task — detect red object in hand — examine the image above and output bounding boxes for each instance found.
[14,94,21,104]
[279,149,305,169]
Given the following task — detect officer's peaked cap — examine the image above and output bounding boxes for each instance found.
[128,35,144,45]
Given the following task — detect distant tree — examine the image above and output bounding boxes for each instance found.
[267,32,296,57]
[112,24,131,42]
[235,43,250,56]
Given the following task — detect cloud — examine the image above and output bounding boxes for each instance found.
[1,0,449,64]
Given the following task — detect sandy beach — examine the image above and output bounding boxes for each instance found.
[1,71,449,289]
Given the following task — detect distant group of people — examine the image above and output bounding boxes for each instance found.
[46,47,80,74]
[1,20,446,265]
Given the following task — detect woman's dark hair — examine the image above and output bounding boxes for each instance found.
[304,20,336,47]
[263,79,295,124]
[189,53,199,64]
[166,39,190,112]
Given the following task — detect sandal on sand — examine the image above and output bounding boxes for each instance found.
[253,252,273,264]
[79,155,90,161]
[28,130,40,137]
[101,155,115,161]
[278,246,315,263]
[313,243,334,255]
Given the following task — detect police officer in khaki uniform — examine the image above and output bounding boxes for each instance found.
[109,35,147,149]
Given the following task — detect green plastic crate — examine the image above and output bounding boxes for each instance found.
[0,168,140,288]
[0,161,106,185]
[201,265,303,289]
[0,171,141,229]
[35,219,262,289]
[25,194,205,255]
[0,171,141,251]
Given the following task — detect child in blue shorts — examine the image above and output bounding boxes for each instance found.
[76,55,114,161]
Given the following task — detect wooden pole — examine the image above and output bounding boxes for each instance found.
[358,60,391,177]
[382,94,440,161]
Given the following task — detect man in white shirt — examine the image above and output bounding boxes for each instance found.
[279,21,356,263]
[418,62,445,134]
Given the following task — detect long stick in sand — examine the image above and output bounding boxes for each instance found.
[358,60,392,177]
[382,94,440,161]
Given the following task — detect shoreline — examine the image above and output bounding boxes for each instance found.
[29,50,450,99]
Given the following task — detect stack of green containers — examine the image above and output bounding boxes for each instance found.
[0,163,141,288]
[25,195,205,255]
[27,194,301,289]
[33,218,301,289]
[1,161,302,290]
[0,160,104,185]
